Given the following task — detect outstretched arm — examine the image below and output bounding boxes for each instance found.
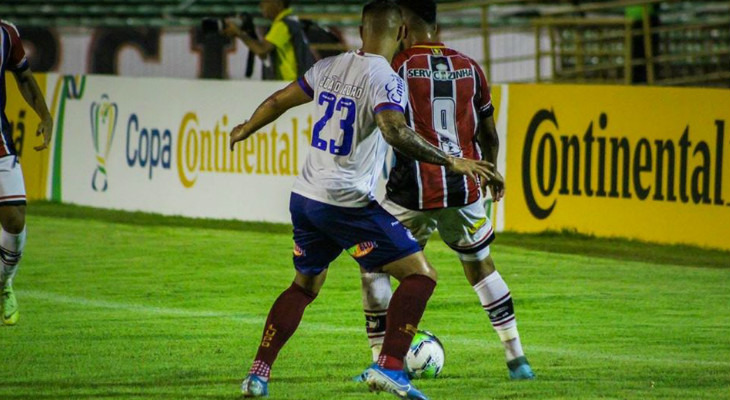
[223,19,275,59]
[14,68,53,151]
[229,81,312,150]
[375,109,494,182]
[476,115,505,201]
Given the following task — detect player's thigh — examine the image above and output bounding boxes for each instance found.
[0,157,27,233]
[310,201,423,275]
[436,200,495,261]
[290,194,343,277]
[381,197,437,248]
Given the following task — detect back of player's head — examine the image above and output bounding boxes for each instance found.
[396,0,437,25]
[362,0,403,26]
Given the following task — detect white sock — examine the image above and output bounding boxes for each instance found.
[360,272,392,362]
[0,227,26,287]
[473,270,525,361]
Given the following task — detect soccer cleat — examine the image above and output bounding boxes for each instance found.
[241,374,269,398]
[352,368,369,382]
[365,363,429,400]
[507,356,536,380]
[1,285,19,325]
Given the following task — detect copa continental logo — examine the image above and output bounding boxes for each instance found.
[124,111,313,188]
[90,94,118,192]
[522,109,728,219]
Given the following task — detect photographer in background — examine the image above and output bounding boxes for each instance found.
[224,0,314,81]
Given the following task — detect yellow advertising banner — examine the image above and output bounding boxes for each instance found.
[505,84,730,250]
[4,72,50,200]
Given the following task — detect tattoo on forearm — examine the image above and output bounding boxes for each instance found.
[391,127,451,166]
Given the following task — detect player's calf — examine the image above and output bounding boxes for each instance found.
[361,271,391,362]
[464,252,535,379]
[0,218,26,326]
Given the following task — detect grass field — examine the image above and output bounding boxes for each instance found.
[1,202,729,400]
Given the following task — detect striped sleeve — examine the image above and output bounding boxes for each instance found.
[2,21,28,72]
[473,60,493,118]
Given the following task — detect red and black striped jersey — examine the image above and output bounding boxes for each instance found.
[0,20,29,157]
[386,43,493,210]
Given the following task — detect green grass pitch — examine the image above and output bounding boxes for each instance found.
[1,202,729,399]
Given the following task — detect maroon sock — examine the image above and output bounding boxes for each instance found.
[378,274,436,370]
[250,282,317,379]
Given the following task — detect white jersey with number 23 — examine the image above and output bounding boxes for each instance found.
[293,50,407,208]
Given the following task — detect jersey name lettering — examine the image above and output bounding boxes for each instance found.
[320,76,364,99]
[407,68,473,80]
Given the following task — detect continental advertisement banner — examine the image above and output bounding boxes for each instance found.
[44,75,504,225]
[47,74,316,223]
[504,84,730,250]
[4,72,51,200]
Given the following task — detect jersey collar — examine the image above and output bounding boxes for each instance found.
[355,49,387,60]
[412,42,446,49]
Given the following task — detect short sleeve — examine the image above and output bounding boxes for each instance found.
[473,62,493,119]
[371,68,408,115]
[264,20,291,50]
[297,61,320,98]
[2,21,28,72]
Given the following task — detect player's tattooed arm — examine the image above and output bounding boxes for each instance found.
[14,69,53,151]
[376,109,451,165]
[376,110,495,182]
[230,81,312,150]
[477,115,505,201]
[477,115,499,166]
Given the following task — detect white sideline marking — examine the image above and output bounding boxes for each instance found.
[23,290,730,367]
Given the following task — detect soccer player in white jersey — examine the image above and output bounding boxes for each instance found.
[0,20,53,325]
[356,0,535,381]
[228,1,497,398]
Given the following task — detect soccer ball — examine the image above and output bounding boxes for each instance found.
[405,330,445,379]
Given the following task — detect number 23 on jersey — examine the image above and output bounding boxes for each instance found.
[311,90,357,156]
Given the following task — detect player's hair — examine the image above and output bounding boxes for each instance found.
[396,0,437,25]
[362,0,403,22]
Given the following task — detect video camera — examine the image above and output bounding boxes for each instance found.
[201,13,259,78]
[201,13,256,38]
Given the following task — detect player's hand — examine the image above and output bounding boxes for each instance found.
[229,121,253,151]
[34,117,53,151]
[223,19,242,38]
[481,169,505,202]
[447,157,495,182]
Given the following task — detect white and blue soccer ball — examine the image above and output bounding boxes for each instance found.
[405,330,445,379]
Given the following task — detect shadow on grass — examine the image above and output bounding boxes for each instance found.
[29,201,730,269]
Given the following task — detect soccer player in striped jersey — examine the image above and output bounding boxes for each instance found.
[357,0,535,380]
[0,20,53,326]
[229,1,496,398]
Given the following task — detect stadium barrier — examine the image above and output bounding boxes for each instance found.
[5,73,728,250]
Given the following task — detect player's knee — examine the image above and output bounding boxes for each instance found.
[457,246,491,263]
[6,217,25,234]
[293,269,327,295]
[408,259,438,282]
[382,252,438,282]
[422,262,438,282]
[460,249,496,285]
[0,206,25,234]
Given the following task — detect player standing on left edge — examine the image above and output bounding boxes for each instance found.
[0,20,53,325]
